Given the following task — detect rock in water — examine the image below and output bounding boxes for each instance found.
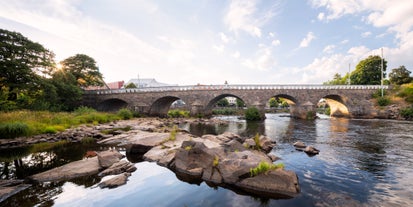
[304,146,320,155]
[98,173,131,188]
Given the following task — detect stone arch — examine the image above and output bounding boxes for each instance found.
[149,96,181,117]
[271,94,298,106]
[204,93,245,115]
[321,94,350,117]
[97,98,128,111]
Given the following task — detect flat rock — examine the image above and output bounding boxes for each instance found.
[29,157,101,183]
[0,180,31,203]
[98,150,124,168]
[98,173,131,189]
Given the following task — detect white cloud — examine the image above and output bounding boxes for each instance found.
[220,32,230,43]
[242,46,276,71]
[361,31,372,37]
[213,44,225,53]
[323,44,336,54]
[310,0,363,20]
[299,32,316,48]
[224,0,279,38]
[271,39,281,46]
[232,51,240,58]
[317,12,325,21]
[341,39,349,44]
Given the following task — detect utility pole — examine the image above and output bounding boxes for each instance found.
[381,48,384,97]
[348,63,351,85]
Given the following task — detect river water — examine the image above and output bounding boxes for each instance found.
[1,114,413,206]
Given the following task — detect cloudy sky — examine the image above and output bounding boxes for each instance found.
[1,0,412,85]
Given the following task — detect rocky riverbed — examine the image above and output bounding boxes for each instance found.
[0,118,300,201]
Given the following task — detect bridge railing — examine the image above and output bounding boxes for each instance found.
[84,84,389,94]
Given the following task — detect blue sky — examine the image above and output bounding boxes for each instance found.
[1,0,412,85]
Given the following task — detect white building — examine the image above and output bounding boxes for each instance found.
[124,78,177,88]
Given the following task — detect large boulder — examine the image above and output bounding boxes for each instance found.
[98,160,136,177]
[98,149,124,168]
[236,169,300,198]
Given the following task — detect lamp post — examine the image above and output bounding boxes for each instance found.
[381,48,384,97]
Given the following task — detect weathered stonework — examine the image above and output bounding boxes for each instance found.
[82,85,388,119]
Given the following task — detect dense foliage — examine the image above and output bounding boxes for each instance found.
[245,107,263,121]
[0,29,103,111]
[389,66,412,85]
[324,55,387,85]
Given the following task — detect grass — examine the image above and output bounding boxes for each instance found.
[250,161,285,177]
[0,107,132,139]
[169,125,178,141]
[253,133,261,150]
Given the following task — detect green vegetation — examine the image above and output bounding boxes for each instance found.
[325,107,331,115]
[400,106,413,120]
[245,107,263,121]
[306,111,316,120]
[184,145,192,151]
[0,108,134,139]
[397,83,413,103]
[389,66,412,85]
[377,97,391,106]
[117,108,133,120]
[0,122,29,139]
[212,108,238,115]
[324,55,387,85]
[169,125,178,141]
[253,133,261,150]
[168,109,190,118]
[0,29,104,112]
[250,161,284,177]
[216,98,230,107]
[213,155,219,167]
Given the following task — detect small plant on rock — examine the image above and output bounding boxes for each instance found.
[253,133,261,150]
[250,161,284,177]
[169,125,178,141]
[213,155,219,167]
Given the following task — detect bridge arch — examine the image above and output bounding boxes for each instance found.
[204,93,245,115]
[97,98,128,111]
[149,96,182,117]
[320,94,350,117]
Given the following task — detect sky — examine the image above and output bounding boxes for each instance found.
[1,0,412,85]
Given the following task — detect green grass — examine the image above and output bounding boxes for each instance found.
[169,125,178,141]
[0,108,131,139]
[253,133,261,150]
[250,161,285,177]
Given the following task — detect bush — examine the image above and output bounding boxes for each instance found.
[400,107,413,120]
[212,108,237,115]
[168,109,190,118]
[117,108,133,120]
[397,84,413,103]
[0,122,29,139]
[377,97,391,106]
[245,107,263,121]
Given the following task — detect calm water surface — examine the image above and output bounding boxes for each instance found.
[1,114,413,206]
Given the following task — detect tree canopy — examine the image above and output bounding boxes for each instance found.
[0,28,105,111]
[0,29,55,98]
[389,66,412,85]
[350,55,387,85]
[60,54,104,88]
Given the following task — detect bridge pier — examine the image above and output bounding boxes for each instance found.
[290,101,316,119]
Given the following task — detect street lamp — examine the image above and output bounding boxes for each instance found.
[381,48,384,97]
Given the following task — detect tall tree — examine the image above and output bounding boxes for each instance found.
[0,29,55,100]
[350,55,387,85]
[60,54,104,88]
[389,66,412,85]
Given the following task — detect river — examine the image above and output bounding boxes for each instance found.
[1,114,413,206]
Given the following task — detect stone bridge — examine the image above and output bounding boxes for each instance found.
[82,84,389,119]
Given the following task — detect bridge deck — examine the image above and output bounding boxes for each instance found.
[85,84,389,94]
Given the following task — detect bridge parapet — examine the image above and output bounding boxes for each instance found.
[85,84,389,95]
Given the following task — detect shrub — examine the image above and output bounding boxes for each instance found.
[42,126,58,134]
[213,155,219,167]
[245,107,263,121]
[325,107,331,115]
[400,107,413,120]
[117,108,133,120]
[0,122,29,139]
[168,109,190,118]
[250,161,284,177]
[377,97,391,106]
[397,84,413,103]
